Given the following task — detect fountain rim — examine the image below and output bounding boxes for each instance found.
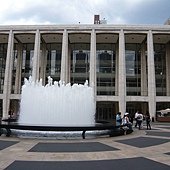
[0,120,116,131]
[0,120,133,139]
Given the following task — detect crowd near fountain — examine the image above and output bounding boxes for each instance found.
[18,76,96,126]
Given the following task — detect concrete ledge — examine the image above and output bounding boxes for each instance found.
[0,121,133,139]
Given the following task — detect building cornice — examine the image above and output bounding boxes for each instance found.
[0,24,170,32]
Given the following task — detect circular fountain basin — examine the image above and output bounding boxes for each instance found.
[0,121,125,139]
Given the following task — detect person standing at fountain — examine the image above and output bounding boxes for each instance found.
[145,111,151,130]
[116,112,122,126]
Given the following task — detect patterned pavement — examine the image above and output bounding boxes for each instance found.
[0,122,170,170]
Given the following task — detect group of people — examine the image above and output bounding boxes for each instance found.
[116,112,133,130]
[116,110,151,130]
[134,111,151,130]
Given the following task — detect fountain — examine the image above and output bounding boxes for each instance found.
[18,76,95,126]
[0,77,132,139]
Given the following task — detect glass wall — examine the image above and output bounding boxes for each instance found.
[126,44,141,95]
[154,44,166,96]
[11,47,17,93]
[45,44,62,83]
[96,44,116,95]
[11,43,34,93]
[96,101,116,122]
[70,44,90,85]
[22,44,34,79]
[0,99,2,117]
[126,102,148,118]
[0,44,7,93]
[156,102,170,111]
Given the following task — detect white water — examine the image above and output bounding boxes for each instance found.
[18,77,95,126]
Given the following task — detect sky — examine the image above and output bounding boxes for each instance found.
[0,0,169,25]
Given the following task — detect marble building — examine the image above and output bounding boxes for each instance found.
[0,21,170,122]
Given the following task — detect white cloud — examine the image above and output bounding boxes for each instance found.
[0,0,169,25]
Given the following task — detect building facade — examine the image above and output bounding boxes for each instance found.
[0,24,170,121]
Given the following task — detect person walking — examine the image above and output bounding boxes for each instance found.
[145,111,151,130]
[136,112,143,130]
[134,111,139,128]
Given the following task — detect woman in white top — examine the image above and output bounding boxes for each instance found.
[122,112,132,130]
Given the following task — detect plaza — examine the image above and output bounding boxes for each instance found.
[0,122,169,169]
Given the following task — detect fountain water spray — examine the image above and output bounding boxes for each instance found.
[19,76,95,126]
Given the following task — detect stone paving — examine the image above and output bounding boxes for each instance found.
[0,123,170,170]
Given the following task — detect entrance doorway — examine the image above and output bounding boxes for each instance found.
[126,102,148,118]
[96,102,118,123]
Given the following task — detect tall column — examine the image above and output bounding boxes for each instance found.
[40,43,47,85]
[60,29,68,83]
[115,43,119,96]
[118,29,126,116]
[90,29,96,97]
[32,29,40,82]
[166,43,170,96]
[147,30,156,120]
[67,45,71,83]
[14,44,22,94]
[141,42,147,96]
[3,30,14,118]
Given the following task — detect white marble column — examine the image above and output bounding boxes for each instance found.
[118,29,126,116]
[90,29,96,97]
[67,45,71,83]
[40,43,47,85]
[60,29,68,83]
[141,42,147,96]
[166,43,170,96]
[115,43,119,96]
[14,44,22,94]
[32,29,40,82]
[147,30,156,120]
[3,30,14,118]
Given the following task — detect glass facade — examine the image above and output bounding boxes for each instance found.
[0,99,2,117]
[125,44,141,96]
[126,102,148,116]
[154,44,166,96]
[96,101,116,122]
[156,102,170,111]
[0,43,7,93]
[70,44,90,85]
[96,44,116,95]
[11,47,17,93]
[11,43,34,93]
[45,44,62,83]
[22,44,34,79]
